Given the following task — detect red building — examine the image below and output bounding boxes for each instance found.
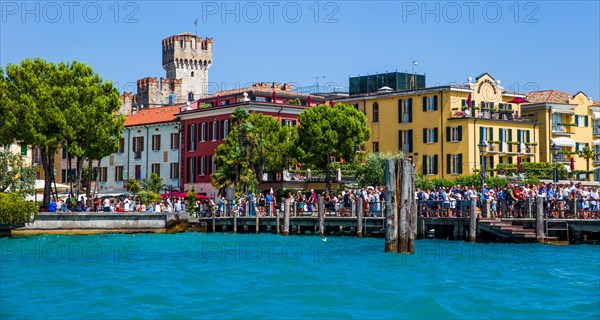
[177,82,325,195]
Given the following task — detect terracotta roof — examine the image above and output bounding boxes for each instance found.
[124,105,181,127]
[207,82,323,99]
[526,90,573,104]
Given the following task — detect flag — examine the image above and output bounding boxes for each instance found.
[307,95,311,106]
[466,92,472,108]
[272,91,276,103]
[194,19,198,25]
[570,158,575,171]
[329,99,334,107]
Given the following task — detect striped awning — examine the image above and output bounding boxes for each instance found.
[551,137,576,147]
[594,140,600,146]
[551,109,575,115]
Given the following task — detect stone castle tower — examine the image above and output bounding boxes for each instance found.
[162,32,213,102]
[120,32,213,114]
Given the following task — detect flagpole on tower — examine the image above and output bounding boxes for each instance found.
[194,18,198,35]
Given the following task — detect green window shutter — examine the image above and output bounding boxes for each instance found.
[517,130,522,143]
[526,130,530,143]
[434,96,438,111]
[408,130,413,152]
[397,101,401,123]
[489,128,494,141]
[479,127,484,141]
[422,97,427,112]
[447,154,451,174]
[458,154,463,174]
[422,156,427,175]
[398,130,403,150]
[585,116,589,127]
[490,102,495,109]
[471,100,476,108]
[20,144,27,156]
[481,101,485,109]
[490,157,494,177]
[471,105,476,117]
[508,130,513,152]
[61,169,66,184]
[458,126,463,141]
[446,127,451,142]
[408,98,413,122]
[461,99,466,107]
[508,157,513,164]
[434,128,438,143]
[423,128,427,143]
[575,116,579,126]
[433,155,439,175]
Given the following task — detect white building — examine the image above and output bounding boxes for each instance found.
[98,105,182,193]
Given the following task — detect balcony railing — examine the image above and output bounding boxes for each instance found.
[451,109,531,122]
[552,125,568,133]
[594,127,600,135]
[595,155,600,163]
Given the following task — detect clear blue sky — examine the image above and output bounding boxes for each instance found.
[2,1,599,98]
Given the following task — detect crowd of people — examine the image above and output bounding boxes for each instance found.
[417,180,600,219]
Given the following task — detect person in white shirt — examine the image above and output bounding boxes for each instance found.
[124,198,131,212]
[155,203,162,212]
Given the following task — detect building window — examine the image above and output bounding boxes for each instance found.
[188,124,197,151]
[115,166,124,182]
[134,165,141,180]
[373,142,379,153]
[118,138,124,153]
[448,154,463,175]
[99,167,108,182]
[61,169,67,184]
[398,98,412,123]
[171,132,180,149]
[448,127,462,142]
[256,97,266,102]
[188,158,196,183]
[575,115,588,127]
[152,135,161,151]
[170,163,179,179]
[200,156,206,176]
[422,155,438,175]
[212,122,218,141]
[593,119,600,135]
[151,163,160,176]
[423,96,438,112]
[373,102,379,122]
[398,129,413,153]
[423,128,438,144]
[62,147,67,159]
[132,136,144,159]
[211,156,216,174]
[223,120,229,139]
[188,91,194,101]
[200,123,206,142]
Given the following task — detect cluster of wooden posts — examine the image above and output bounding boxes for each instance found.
[384,159,418,253]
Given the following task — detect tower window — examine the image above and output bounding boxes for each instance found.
[191,71,194,77]
[180,40,184,48]
[188,92,194,102]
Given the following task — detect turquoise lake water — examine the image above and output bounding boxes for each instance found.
[1,233,599,319]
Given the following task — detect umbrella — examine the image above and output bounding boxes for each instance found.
[215,95,221,107]
[508,97,529,104]
[34,180,69,192]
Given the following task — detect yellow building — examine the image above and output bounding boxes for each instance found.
[522,90,600,181]
[337,73,540,179]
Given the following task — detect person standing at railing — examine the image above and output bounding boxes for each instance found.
[590,187,599,214]
[506,184,518,217]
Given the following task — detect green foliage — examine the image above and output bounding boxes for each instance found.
[297,103,371,190]
[198,103,212,109]
[213,107,298,193]
[288,98,301,105]
[144,173,163,194]
[415,174,508,190]
[0,59,124,205]
[0,151,35,195]
[136,190,160,205]
[126,178,141,195]
[187,188,197,212]
[578,146,597,180]
[355,152,403,187]
[494,162,568,180]
[0,192,36,224]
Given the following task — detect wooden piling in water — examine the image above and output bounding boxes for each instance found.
[536,195,544,242]
[255,208,259,234]
[384,159,398,252]
[357,198,364,238]
[318,195,325,237]
[232,206,237,234]
[469,195,477,242]
[212,210,216,233]
[398,159,415,254]
[283,198,290,236]
[276,203,281,234]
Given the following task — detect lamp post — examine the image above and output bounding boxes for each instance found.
[551,143,559,183]
[478,140,488,196]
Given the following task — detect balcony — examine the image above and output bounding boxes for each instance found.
[552,123,575,135]
[594,127,600,136]
[450,108,531,122]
